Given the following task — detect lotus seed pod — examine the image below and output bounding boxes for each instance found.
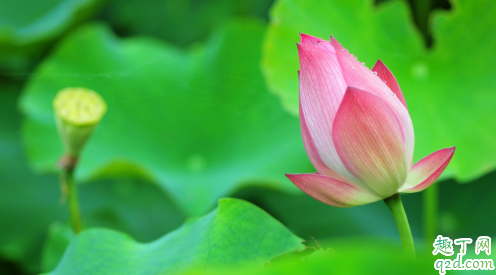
[53,87,107,157]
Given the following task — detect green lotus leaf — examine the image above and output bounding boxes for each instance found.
[20,20,314,216]
[46,198,305,275]
[103,0,273,46]
[183,237,434,275]
[0,82,185,273]
[0,0,104,71]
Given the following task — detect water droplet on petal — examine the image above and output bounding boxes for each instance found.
[383,81,387,84]
[361,62,365,66]
[373,71,378,75]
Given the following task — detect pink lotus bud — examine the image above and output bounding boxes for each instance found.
[286,34,455,207]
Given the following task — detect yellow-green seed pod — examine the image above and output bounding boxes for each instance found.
[53,87,107,157]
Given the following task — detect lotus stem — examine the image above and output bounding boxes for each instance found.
[59,156,83,234]
[384,193,416,259]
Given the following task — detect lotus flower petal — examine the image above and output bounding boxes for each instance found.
[299,99,349,182]
[332,87,408,197]
[286,173,381,207]
[400,147,456,193]
[300,33,334,51]
[330,38,415,166]
[372,59,407,110]
[292,34,451,206]
[297,36,361,185]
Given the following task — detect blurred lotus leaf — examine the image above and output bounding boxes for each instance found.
[0,83,185,273]
[19,20,314,216]
[103,0,273,46]
[45,198,305,275]
[183,237,435,275]
[0,0,104,71]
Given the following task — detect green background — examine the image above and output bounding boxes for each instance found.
[1,0,495,274]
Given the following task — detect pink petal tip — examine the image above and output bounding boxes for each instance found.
[400,147,455,193]
[286,173,380,207]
